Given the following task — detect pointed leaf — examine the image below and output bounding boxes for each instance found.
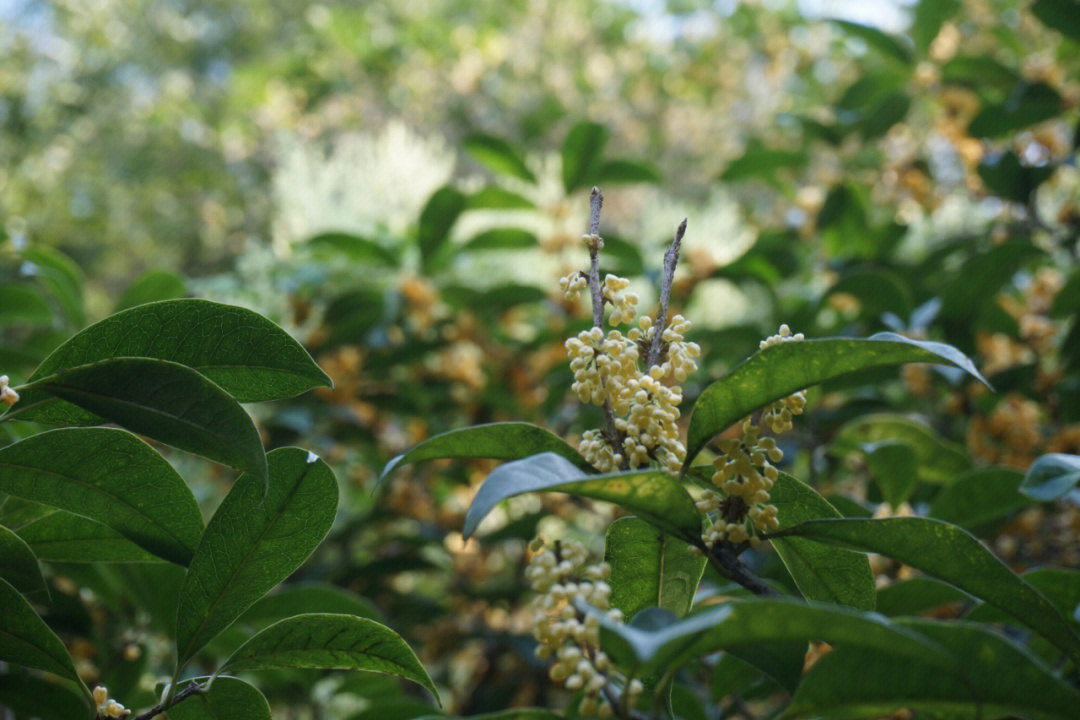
[463,452,700,541]
[830,413,970,485]
[0,428,203,565]
[18,512,164,563]
[929,466,1033,532]
[0,576,87,696]
[418,186,467,269]
[222,613,437,700]
[684,334,987,467]
[164,677,270,720]
[464,134,536,183]
[830,20,914,65]
[0,284,54,326]
[0,673,92,720]
[561,122,609,192]
[21,359,268,482]
[114,270,187,312]
[605,517,706,619]
[175,448,339,666]
[769,473,875,609]
[769,517,1080,665]
[784,619,1080,720]
[14,299,331,425]
[305,232,400,267]
[382,422,593,482]
[0,524,48,598]
[1021,453,1080,501]
[238,582,381,626]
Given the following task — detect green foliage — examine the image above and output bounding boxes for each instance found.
[604,517,705,619]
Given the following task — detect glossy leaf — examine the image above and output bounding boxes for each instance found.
[463,452,700,541]
[0,576,87,696]
[929,467,1033,532]
[830,413,969,485]
[382,422,593,482]
[238,582,381,626]
[769,517,1080,664]
[21,359,268,482]
[769,473,875,610]
[684,334,987,467]
[0,524,48,598]
[222,613,437,699]
[604,517,705,619]
[875,576,972,617]
[18,512,164,563]
[464,134,535,182]
[0,428,203,565]
[114,269,187,312]
[16,299,331,415]
[784,619,1080,720]
[165,677,270,720]
[1020,453,1080,501]
[175,448,339,666]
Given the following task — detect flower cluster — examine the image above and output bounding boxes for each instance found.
[602,275,638,325]
[560,271,589,301]
[93,686,130,719]
[698,326,806,548]
[0,375,18,407]
[525,538,643,717]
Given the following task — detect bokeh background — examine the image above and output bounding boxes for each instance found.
[2,0,1080,718]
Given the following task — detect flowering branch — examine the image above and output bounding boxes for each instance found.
[130,682,203,720]
[702,542,781,597]
[646,219,687,368]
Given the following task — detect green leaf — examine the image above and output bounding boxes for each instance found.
[605,517,706,619]
[467,185,536,210]
[561,121,609,192]
[0,284,54,326]
[0,673,92,720]
[594,158,660,185]
[114,269,187,312]
[238,582,381,626]
[164,677,270,720]
[1031,0,1080,43]
[305,232,400,267]
[0,524,48,598]
[720,140,807,183]
[595,598,953,681]
[463,453,700,541]
[417,711,560,720]
[418,186,467,270]
[18,512,165,563]
[457,229,539,253]
[830,413,970,485]
[875,577,972,617]
[221,613,437,700]
[175,448,339,667]
[769,473,875,610]
[911,0,960,52]
[929,467,1033,533]
[965,567,1080,628]
[0,576,88,697]
[1021,453,1080,501]
[684,334,987,467]
[941,241,1046,320]
[21,245,85,325]
[0,428,203,565]
[862,442,918,507]
[978,151,1056,203]
[768,517,1080,665]
[464,133,536,183]
[382,422,594,482]
[16,299,331,415]
[830,20,914,65]
[21,359,268,483]
[968,82,1063,138]
[784,619,1080,720]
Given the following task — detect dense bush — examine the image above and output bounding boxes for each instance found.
[2,1,1080,719]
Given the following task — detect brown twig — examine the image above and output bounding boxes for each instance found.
[130,681,203,720]
[704,543,780,598]
[646,219,687,368]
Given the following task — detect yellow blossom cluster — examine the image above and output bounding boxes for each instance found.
[0,375,18,407]
[524,538,642,717]
[698,326,806,548]
[93,686,130,719]
[559,271,589,301]
[602,275,639,325]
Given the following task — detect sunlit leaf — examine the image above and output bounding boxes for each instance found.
[605,516,705,619]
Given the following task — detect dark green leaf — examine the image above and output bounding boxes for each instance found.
[305,233,400,267]
[769,473,875,609]
[21,359,268,482]
[769,517,1080,664]
[1031,0,1080,42]
[463,453,700,541]
[175,448,339,666]
[0,284,54,326]
[0,524,48,598]
[875,577,972,617]
[458,229,539,253]
[941,241,1046,319]
[561,121,609,192]
[17,299,331,414]
[604,517,705,619]
[464,134,536,183]
[720,140,807,183]
[21,245,85,325]
[165,678,270,720]
[784,619,1080,720]
[929,467,1033,532]
[684,334,987,466]
[114,270,187,312]
[912,0,960,52]
[978,151,1056,203]
[968,82,1063,138]
[18,512,165,563]
[0,576,87,696]
[941,55,1022,89]
[382,422,593,482]
[0,428,203,565]
[418,186,467,269]
[862,442,918,507]
[830,20,914,65]
[417,711,560,720]
[1020,453,1080,501]
[830,413,970,485]
[594,159,660,185]
[221,613,437,700]
[467,186,537,210]
[0,673,91,720]
[238,582,381,626]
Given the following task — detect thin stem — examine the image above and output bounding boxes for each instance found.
[703,542,780,598]
[130,681,202,720]
[646,218,687,368]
